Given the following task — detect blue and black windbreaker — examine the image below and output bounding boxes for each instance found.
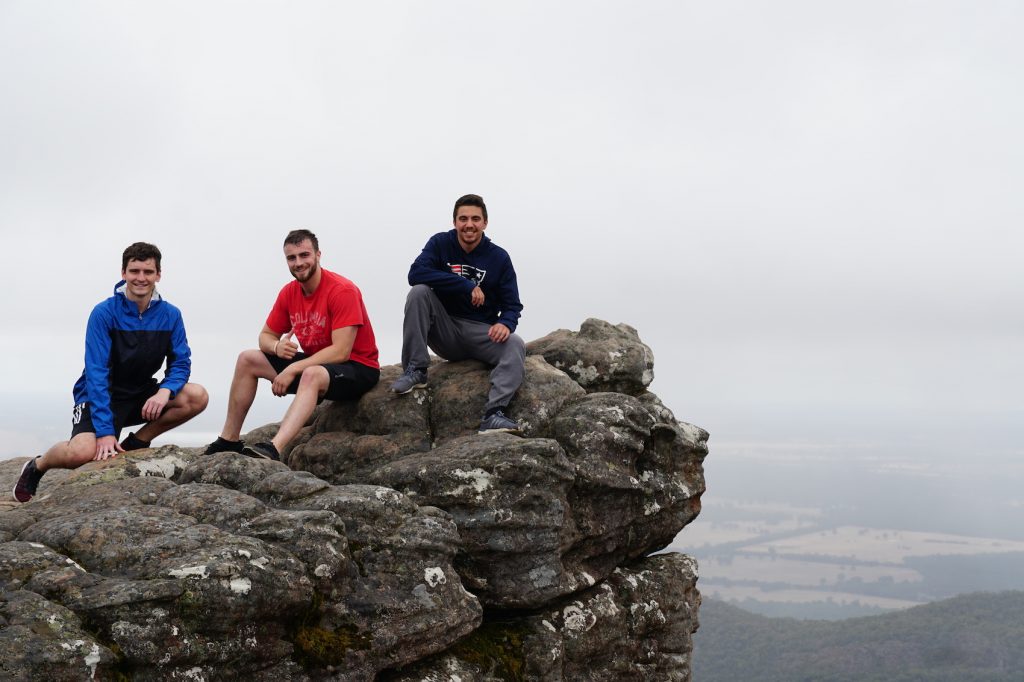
[71,281,192,437]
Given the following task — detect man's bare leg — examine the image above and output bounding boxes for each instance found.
[13,432,97,501]
[35,432,96,473]
[271,366,328,452]
[220,350,278,441]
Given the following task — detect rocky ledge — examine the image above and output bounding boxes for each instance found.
[0,319,708,681]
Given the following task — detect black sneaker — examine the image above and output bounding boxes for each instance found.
[120,432,151,451]
[241,442,281,461]
[204,437,245,456]
[13,457,44,503]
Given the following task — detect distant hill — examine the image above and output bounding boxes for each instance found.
[693,592,1024,681]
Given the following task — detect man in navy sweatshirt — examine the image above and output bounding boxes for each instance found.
[13,242,208,503]
[390,194,526,433]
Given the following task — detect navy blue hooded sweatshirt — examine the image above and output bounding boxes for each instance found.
[72,281,192,437]
[408,229,523,331]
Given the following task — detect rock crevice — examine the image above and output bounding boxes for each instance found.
[1,319,707,681]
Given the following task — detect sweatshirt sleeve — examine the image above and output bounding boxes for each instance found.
[83,303,116,438]
[159,307,192,398]
[494,256,523,332]
[407,234,477,296]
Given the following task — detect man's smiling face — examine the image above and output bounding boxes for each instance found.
[454,205,487,252]
[284,239,320,283]
[122,258,161,301]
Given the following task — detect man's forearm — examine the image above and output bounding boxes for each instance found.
[259,331,282,354]
[408,260,475,295]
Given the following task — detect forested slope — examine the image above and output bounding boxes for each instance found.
[693,592,1024,681]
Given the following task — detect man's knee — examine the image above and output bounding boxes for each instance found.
[67,436,95,466]
[503,334,526,361]
[178,384,209,414]
[408,284,433,300]
[405,284,436,311]
[236,349,271,374]
[296,365,329,392]
[236,348,258,367]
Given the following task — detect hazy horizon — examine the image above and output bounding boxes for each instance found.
[2,1,1022,581]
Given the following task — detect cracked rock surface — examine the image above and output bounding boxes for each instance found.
[1,453,479,680]
[290,319,708,609]
[382,553,701,682]
[1,319,706,680]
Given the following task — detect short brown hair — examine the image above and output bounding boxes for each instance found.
[453,194,488,222]
[284,229,319,252]
[122,242,162,272]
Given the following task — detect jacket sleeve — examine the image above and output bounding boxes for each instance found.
[494,256,523,332]
[160,308,192,398]
[83,304,116,437]
[407,234,476,296]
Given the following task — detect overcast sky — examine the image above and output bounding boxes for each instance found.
[1,2,1021,471]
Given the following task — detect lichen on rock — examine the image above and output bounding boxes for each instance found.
[0,319,707,680]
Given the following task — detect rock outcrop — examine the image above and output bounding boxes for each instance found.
[1,458,479,680]
[0,319,708,680]
[381,553,700,682]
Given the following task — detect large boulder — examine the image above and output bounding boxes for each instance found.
[371,434,578,608]
[0,583,118,681]
[381,552,701,681]
[0,319,707,680]
[288,320,707,609]
[526,318,655,395]
[0,448,480,680]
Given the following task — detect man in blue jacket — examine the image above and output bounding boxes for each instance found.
[390,194,526,433]
[13,242,208,503]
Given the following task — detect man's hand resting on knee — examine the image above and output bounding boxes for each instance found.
[488,323,510,343]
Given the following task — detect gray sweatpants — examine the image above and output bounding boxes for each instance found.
[401,284,526,414]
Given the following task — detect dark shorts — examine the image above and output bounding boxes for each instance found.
[70,383,161,440]
[263,352,380,402]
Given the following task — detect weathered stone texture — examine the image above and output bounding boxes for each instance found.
[2,451,479,680]
[286,320,706,613]
[526,318,655,395]
[0,319,706,680]
[382,553,700,681]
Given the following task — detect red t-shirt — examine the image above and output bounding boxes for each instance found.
[266,268,379,369]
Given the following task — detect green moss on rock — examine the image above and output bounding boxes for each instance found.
[294,625,372,666]
[448,621,530,681]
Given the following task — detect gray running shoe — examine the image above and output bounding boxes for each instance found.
[242,442,281,461]
[13,457,44,503]
[478,410,522,435]
[389,367,428,394]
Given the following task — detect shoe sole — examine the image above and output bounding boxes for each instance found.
[241,447,277,461]
[390,382,428,395]
[203,440,245,456]
[13,458,36,503]
[204,447,244,456]
[478,428,523,435]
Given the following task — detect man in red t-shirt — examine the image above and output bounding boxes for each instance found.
[205,229,380,461]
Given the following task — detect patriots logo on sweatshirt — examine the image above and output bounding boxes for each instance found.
[448,263,486,284]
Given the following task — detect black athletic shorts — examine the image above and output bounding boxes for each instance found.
[70,383,161,440]
[263,352,380,402]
